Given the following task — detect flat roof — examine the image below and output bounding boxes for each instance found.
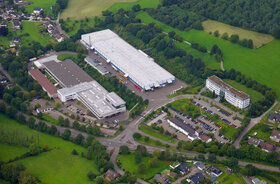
[58,81,125,118]
[85,56,108,75]
[168,117,196,136]
[208,75,249,99]
[28,69,57,95]
[43,59,93,87]
[81,29,175,90]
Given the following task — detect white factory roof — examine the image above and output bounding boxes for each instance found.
[58,81,126,118]
[81,29,175,90]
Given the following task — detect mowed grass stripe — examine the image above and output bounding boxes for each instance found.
[136,11,280,99]
[202,20,274,48]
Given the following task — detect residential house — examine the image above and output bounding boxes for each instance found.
[54,33,64,42]
[105,169,119,182]
[13,0,22,4]
[198,133,212,143]
[0,21,7,27]
[23,13,32,20]
[154,174,169,184]
[248,137,262,147]
[33,7,43,14]
[177,163,189,175]
[268,113,280,123]
[252,177,267,184]
[13,20,21,29]
[36,106,53,113]
[206,165,223,177]
[18,1,32,7]
[260,142,276,152]
[193,161,206,171]
[0,76,7,83]
[187,172,205,184]
[5,6,13,14]
[10,41,16,48]
[270,130,280,143]
[13,37,21,43]
[46,14,54,20]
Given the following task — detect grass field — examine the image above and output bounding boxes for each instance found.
[0,143,29,162]
[57,53,77,61]
[25,0,57,15]
[42,114,59,124]
[61,0,136,19]
[18,21,55,46]
[136,11,280,100]
[108,0,160,13]
[202,20,274,48]
[220,173,246,184]
[139,124,177,143]
[0,114,98,184]
[223,79,264,103]
[117,153,170,179]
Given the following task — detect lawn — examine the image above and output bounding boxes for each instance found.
[0,114,98,184]
[117,153,170,179]
[136,11,280,100]
[202,20,274,48]
[0,143,29,162]
[42,114,59,124]
[223,79,264,103]
[108,0,160,13]
[25,0,57,16]
[18,21,55,46]
[219,173,246,184]
[139,124,177,143]
[57,53,77,61]
[61,0,137,19]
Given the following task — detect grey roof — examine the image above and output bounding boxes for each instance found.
[169,117,196,137]
[43,59,93,87]
[269,113,280,121]
[194,161,206,170]
[206,165,222,176]
[81,29,175,90]
[85,56,108,75]
[106,92,125,107]
[177,163,189,173]
[188,172,205,184]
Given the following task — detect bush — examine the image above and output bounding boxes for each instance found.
[72,149,78,155]
[133,133,142,140]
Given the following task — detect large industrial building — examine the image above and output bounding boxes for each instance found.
[33,55,126,119]
[58,81,126,119]
[206,75,250,109]
[81,29,175,91]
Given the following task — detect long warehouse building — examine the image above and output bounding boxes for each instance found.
[81,29,175,91]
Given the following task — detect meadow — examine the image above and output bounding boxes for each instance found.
[117,153,170,179]
[108,0,160,13]
[0,143,29,162]
[202,20,274,48]
[25,0,57,15]
[223,79,264,103]
[0,114,98,184]
[136,11,280,99]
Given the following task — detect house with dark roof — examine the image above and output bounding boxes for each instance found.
[187,172,205,184]
[0,21,7,27]
[177,163,189,175]
[33,7,43,14]
[167,117,198,141]
[206,165,223,177]
[248,137,263,147]
[268,113,280,123]
[46,14,54,20]
[270,130,280,143]
[105,169,119,182]
[260,142,276,152]
[194,161,206,171]
[13,37,21,43]
[154,174,169,184]
[13,20,21,29]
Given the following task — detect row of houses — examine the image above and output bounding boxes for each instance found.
[167,117,212,143]
[43,21,64,42]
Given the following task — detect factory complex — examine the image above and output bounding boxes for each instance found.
[81,29,175,91]
[33,56,126,119]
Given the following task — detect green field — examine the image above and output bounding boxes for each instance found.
[0,143,29,162]
[117,153,169,179]
[57,53,77,61]
[61,0,136,19]
[202,20,274,48]
[223,79,264,103]
[25,0,57,15]
[0,114,98,184]
[139,124,177,143]
[19,21,55,46]
[42,114,59,124]
[136,11,280,100]
[108,0,160,13]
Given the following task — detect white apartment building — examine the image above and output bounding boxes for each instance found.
[206,75,250,109]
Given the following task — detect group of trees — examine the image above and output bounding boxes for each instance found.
[162,0,280,37]
[218,69,276,117]
[52,0,69,16]
[213,31,254,48]
[0,163,40,184]
[72,121,101,136]
[146,5,204,31]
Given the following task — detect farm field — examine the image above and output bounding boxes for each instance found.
[108,0,160,13]
[117,153,170,179]
[223,79,264,103]
[0,114,98,184]
[61,0,135,19]
[19,21,56,46]
[25,0,56,15]
[136,11,280,100]
[202,20,274,48]
[0,143,28,162]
